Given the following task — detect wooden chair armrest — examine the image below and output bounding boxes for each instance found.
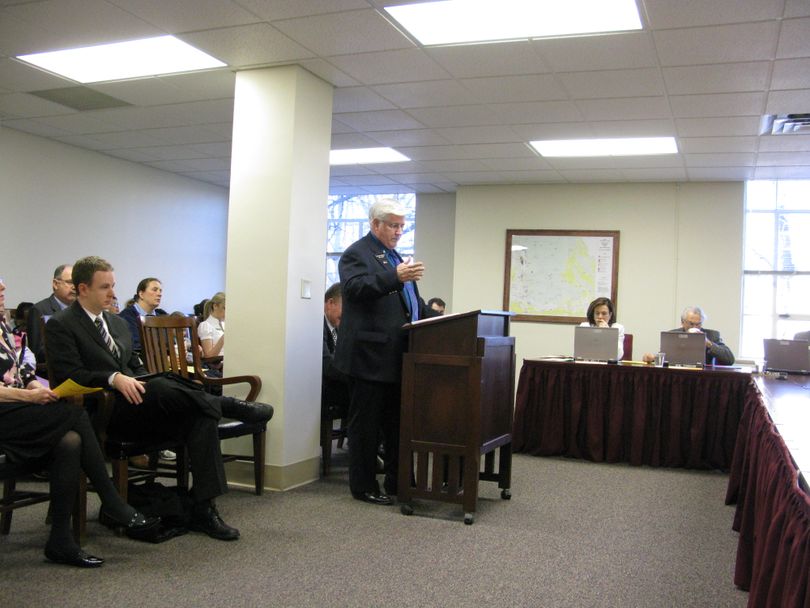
[198,374,262,402]
[202,355,224,366]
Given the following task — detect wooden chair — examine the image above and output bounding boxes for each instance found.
[320,377,348,476]
[140,315,266,495]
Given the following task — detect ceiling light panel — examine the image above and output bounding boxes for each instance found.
[530,137,678,157]
[330,147,411,165]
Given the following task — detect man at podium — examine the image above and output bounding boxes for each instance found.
[333,199,436,506]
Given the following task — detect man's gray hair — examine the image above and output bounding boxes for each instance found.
[681,306,706,323]
[369,199,407,223]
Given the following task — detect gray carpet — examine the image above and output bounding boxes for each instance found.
[0,451,748,608]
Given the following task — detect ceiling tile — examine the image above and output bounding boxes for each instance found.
[620,167,688,181]
[510,122,595,140]
[755,166,810,178]
[180,23,315,68]
[770,58,810,90]
[1,119,70,138]
[675,116,762,137]
[758,134,810,152]
[459,74,567,104]
[0,92,76,117]
[756,151,810,166]
[559,68,664,99]
[90,78,195,107]
[684,153,756,167]
[0,57,75,92]
[662,62,770,95]
[329,48,451,85]
[765,89,810,115]
[669,92,766,118]
[644,0,784,28]
[589,119,676,137]
[785,0,810,18]
[333,109,424,131]
[688,167,755,180]
[434,125,522,145]
[272,9,412,56]
[654,22,779,66]
[776,17,810,58]
[426,40,546,79]
[406,105,498,128]
[576,97,671,121]
[366,129,451,148]
[372,80,472,109]
[333,86,395,113]
[678,136,757,153]
[158,70,236,100]
[558,169,625,182]
[481,157,553,171]
[330,132,381,148]
[236,0,369,21]
[107,0,260,32]
[142,125,226,145]
[534,32,657,72]
[490,100,582,123]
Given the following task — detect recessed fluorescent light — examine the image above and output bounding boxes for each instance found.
[530,137,678,157]
[384,0,642,46]
[17,35,225,83]
[330,147,410,165]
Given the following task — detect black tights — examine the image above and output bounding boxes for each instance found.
[46,410,135,553]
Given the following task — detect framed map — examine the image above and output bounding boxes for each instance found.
[503,229,619,323]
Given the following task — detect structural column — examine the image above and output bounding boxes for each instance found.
[224,65,333,489]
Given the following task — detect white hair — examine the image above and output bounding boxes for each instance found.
[681,306,706,323]
[369,199,407,223]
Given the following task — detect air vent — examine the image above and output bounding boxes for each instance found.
[761,113,810,135]
[29,86,130,111]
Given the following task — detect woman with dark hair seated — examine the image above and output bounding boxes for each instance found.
[0,278,159,568]
[580,296,625,360]
[118,277,167,355]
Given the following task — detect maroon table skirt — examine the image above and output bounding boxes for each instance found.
[513,360,751,469]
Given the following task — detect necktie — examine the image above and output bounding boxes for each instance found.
[386,249,419,321]
[331,327,338,346]
[94,317,119,358]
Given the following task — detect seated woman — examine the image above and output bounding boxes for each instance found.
[198,292,225,359]
[0,278,158,568]
[580,296,625,360]
[118,277,166,354]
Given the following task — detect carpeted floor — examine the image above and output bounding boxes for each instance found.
[0,450,748,608]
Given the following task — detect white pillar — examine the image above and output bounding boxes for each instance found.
[224,66,333,490]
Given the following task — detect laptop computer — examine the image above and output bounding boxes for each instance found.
[574,326,619,361]
[660,331,706,366]
[763,338,810,374]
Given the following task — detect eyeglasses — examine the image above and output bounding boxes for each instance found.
[55,278,74,286]
[383,221,407,231]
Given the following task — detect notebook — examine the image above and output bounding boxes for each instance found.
[763,338,810,374]
[574,326,619,361]
[659,331,706,366]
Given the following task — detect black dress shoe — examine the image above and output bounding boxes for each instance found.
[99,508,161,541]
[44,546,104,568]
[189,501,240,541]
[352,491,393,506]
[221,398,274,423]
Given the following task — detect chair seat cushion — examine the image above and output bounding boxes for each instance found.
[217,421,265,440]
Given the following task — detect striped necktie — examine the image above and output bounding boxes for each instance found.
[94,316,119,358]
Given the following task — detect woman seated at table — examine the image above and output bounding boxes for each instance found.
[0,278,158,568]
[198,292,225,358]
[580,296,625,360]
[118,277,166,354]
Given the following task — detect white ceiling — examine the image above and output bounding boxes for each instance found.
[1,0,809,193]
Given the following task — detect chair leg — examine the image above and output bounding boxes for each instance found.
[252,431,265,496]
[1,478,15,535]
[112,458,128,503]
[176,448,189,491]
[321,418,331,477]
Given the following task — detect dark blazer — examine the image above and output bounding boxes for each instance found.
[322,318,349,417]
[795,331,810,342]
[26,294,67,364]
[669,327,735,366]
[333,232,434,384]
[46,301,146,388]
[118,305,167,353]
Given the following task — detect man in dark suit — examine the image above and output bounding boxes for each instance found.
[322,282,349,417]
[45,256,273,540]
[333,200,436,505]
[671,306,735,365]
[26,264,75,366]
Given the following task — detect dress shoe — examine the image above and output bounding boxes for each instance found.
[352,490,393,506]
[99,508,161,541]
[189,501,240,541]
[44,546,104,568]
[221,397,274,424]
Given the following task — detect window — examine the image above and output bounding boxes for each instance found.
[741,180,810,358]
[325,193,416,287]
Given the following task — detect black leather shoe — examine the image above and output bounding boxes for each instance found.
[352,491,393,506]
[45,546,104,568]
[99,508,161,541]
[189,501,240,541]
[221,398,274,423]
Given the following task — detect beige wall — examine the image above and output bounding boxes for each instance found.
[414,193,456,313]
[451,183,744,366]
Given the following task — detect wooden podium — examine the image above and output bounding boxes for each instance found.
[398,310,515,524]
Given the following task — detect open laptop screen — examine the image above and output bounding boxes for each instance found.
[660,331,705,366]
[574,326,619,361]
[763,338,810,374]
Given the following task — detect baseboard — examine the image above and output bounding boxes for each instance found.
[224,456,320,492]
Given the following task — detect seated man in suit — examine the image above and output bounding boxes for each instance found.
[45,256,273,541]
[322,283,350,424]
[795,330,810,342]
[26,264,76,366]
[427,297,446,315]
[672,306,735,365]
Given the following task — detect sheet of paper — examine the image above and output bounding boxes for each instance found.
[52,378,103,398]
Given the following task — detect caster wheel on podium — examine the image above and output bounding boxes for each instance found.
[464,513,474,525]
[501,488,512,500]
[401,504,414,516]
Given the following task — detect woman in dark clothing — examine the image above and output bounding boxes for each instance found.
[0,278,159,568]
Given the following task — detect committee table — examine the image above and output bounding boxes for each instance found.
[512,359,751,470]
